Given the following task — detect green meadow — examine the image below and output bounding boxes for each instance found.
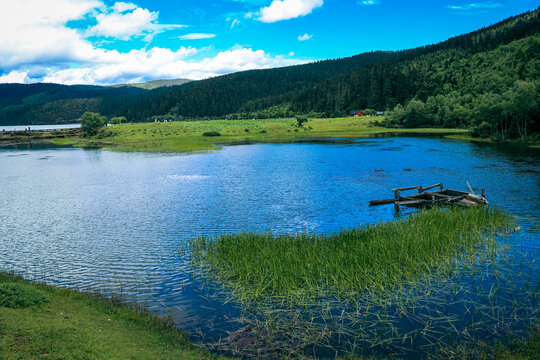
[52,116,469,152]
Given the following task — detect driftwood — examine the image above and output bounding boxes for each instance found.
[370,182,488,209]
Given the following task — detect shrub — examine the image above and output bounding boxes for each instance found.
[0,283,48,309]
[296,116,308,128]
[81,112,108,137]
[471,122,492,138]
[202,131,221,137]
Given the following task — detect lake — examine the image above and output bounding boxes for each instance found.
[1,123,81,131]
[0,137,538,358]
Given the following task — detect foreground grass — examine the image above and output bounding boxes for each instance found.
[0,273,228,360]
[189,207,512,303]
[52,117,469,152]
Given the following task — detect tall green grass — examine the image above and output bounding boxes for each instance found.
[190,207,512,303]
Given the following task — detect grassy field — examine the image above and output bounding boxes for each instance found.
[51,117,469,152]
[0,272,228,360]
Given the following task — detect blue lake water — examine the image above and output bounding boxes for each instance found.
[0,137,538,357]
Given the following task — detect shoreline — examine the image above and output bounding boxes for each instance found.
[0,271,229,359]
[1,117,537,152]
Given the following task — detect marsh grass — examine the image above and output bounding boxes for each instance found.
[187,207,539,358]
[189,206,512,303]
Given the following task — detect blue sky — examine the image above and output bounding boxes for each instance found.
[0,0,537,85]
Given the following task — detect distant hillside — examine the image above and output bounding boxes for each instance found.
[111,78,193,90]
[0,83,147,126]
[0,79,194,126]
[119,8,539,140]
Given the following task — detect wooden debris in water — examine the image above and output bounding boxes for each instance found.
[369,182,489,208]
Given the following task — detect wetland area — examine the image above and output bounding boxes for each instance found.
[1,135,538,359]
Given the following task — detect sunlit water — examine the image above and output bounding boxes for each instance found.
[0,137,538,357]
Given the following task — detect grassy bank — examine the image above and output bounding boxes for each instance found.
[51,117,469,152]
[189,207,512,303]
[4,118,538,153]
[0,272,228,359]
[445,133,540,148]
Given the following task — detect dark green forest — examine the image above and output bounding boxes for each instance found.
[120,8,539,141]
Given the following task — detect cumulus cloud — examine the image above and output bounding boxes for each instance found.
[88,5,185,40]
[297,33,312,41]
[179,33,217,40]
[447,2,502,10]
[258,0,323,23]
[34,47,304,84]
[0,0,103,70]
[0,0,307,85]
[0,71,30,84]
[112,1,138,13]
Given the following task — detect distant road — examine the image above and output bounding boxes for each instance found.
[1,124,81,131]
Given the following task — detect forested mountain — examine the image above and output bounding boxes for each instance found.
[122,50,395,121]
[0,79,192,125]
[0,83,147,125]
[120,8,539,140]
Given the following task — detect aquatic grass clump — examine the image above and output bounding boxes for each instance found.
[190,207,512,302]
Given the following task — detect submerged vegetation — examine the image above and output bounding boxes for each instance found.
[186,207,539,358]
[0,272,226,359]
[189,207,512,302]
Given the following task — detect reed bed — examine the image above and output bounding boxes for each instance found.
[190,207,511,303]
[186,207,539,358]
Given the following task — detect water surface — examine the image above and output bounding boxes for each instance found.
[0,137,538,357]
[1,123,81,131]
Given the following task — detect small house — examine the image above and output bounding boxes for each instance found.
[349,110,364,117]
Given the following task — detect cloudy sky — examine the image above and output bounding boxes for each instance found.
[0,0,537,85]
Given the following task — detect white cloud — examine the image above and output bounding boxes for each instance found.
[297,33,312,41]
[230,18,241,29]
[0,0,308,85]
[34,47,305,84]
[0,0,103,70]
[258,0,323,23]
[112,2,138,13]
[179,33,217,40]
[88,6,185,40]
[358,0,381,5]
[447,2,502,10]
[0,71,29,84]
